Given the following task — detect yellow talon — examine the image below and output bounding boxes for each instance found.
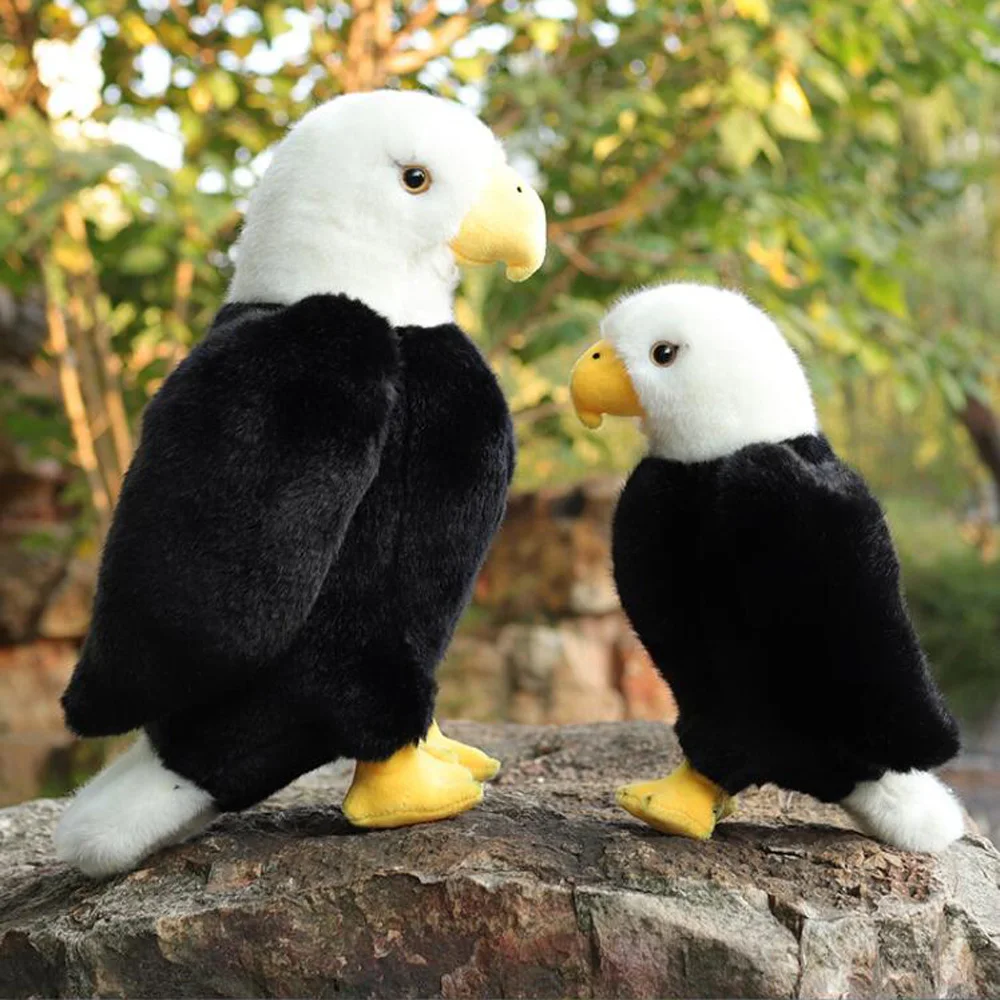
[421,720,501,782]
[616,759,734,840]
[342,744,483,829]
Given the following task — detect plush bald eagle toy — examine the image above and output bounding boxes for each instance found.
[55,90,546,877]
[570,283,964,853]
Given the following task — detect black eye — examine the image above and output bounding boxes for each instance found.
[650,341,680,367]
[401,166,431,194]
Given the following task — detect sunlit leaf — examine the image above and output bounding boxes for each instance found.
[593,134,622,162]
[767,103,822,142]
[120,12,157,48]
[718,109,772,170]
[734,0,770,27]
[528,19,562,53]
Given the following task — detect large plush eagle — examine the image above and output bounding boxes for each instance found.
[56,90,545,876]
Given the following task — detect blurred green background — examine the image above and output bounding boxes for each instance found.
[1,0,1000,805]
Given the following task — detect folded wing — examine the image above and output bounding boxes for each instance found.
[713,439,959,773]
[63,296,400,736]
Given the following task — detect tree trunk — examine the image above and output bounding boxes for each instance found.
[959,396,1000,516]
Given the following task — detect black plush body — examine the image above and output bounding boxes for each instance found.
[613,434,959,802]
[62,294,514,810]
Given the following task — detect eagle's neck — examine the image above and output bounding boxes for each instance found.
[227,223,457,329]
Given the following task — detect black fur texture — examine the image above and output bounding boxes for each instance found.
[612,434,960,802]
[62,294,515,810]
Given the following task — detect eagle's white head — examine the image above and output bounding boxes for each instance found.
[570,283,818,463]
[228,89,546,327]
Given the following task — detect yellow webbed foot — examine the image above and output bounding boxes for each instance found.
[342,744,483,829]
[421,720,501,782]
[616,760,735,840]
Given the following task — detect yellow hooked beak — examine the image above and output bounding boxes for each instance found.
[449,163,546,282]
[570,339,644,429]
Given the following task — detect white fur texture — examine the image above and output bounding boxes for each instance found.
[841,769,965,853]
[604,283,819,462]
[228,89,505,327]
[53,733,216,877]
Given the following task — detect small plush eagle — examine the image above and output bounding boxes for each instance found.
[56,90,546,876]
[570,282,964,853]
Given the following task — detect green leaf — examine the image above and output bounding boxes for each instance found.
[766,104,822,142]
[937,370,966,410]
[804,63,849,106]
[262,3,290,41]
[729,68,771,112]
[207,71,239,112]
[855,268,908,319]
[119,244,169,275]
[718,109,766,171]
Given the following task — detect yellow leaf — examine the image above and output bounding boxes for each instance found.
[618,109,638,134]
[746,238,800,289]
[775,67,811,117]
[121,11,157,48]
[769,69,821,142]
[188,80,213,114]
[807,295,829,320]
[231,36,257,58]
[453,55,490,83]
[52,235,91,276]
[734,0,770,26]
[680,82,715,110]
[528,20,562,53]
[593,134,623,162]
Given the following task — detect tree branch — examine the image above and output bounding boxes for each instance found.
[384,0,500,75]
[392,0,439,48]
[549,232,614,278]
[40,256,112,538]
[548,109,721,237]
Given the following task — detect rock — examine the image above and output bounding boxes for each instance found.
[499,623,561,724]
[0,641,79,806]
[37,557,97,640]
[435,637,507,723]
[492,621,674,726]
[0,530,72,643]
[498,621,627,724]
[617,630,678,723]
[551,618,625,723]
[0,641,77,735]
[1,721,998,999]
[477,480,621,619]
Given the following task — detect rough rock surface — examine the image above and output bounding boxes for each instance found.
[1,722,999,999]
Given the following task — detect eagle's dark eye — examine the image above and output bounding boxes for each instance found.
[650,341,680,367]
[401,166,432,194]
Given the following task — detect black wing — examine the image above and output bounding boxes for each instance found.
[712,438,959,772]
[63,295,399,735]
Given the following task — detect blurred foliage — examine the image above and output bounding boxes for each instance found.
[889,497,1000,722]
[1,0,999,517]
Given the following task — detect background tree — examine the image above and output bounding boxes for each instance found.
[1,0,999,527]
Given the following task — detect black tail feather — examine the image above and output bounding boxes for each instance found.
[61,656,145,737]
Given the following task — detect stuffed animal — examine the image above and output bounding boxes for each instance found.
[570,282,964,853]
[55,90,546,877]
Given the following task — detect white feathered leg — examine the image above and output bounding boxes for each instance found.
[54,733,217,877]
[841,769,965,853]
